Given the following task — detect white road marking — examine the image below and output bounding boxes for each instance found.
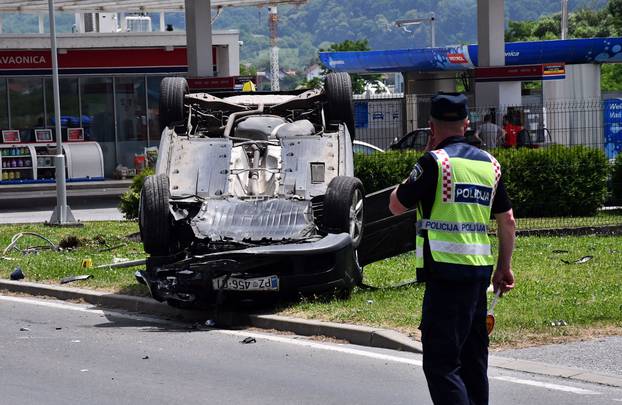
[0,295,106,314]
[0,294,607,397]
[216,329,423,366]
[0,294,172,325]
[492,376,600,395]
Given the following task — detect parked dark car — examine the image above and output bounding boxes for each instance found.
[389,128,483,151]
[389,128,431,151]
[136,73,416,307]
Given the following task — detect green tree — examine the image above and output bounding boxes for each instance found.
[297,76,323,89]
[505,0,620,91]
[320,39,382,94]
[608,0,622,33]
[239,64,257,77]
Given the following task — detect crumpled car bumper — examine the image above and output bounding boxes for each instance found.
[140,233,355,303]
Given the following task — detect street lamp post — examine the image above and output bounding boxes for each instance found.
[561,0,568,40]
[395,12,436,47]
[47,0,78,226]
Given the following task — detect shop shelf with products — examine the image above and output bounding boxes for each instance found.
[0,145,35,183]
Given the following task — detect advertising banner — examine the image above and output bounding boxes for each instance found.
[604,99,622,159]
[320,37,622,74]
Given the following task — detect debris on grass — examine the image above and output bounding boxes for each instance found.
[550,320,568,327]
[3,232,58,255]
[92,235,107,245]
[561,255,593,264]
[60,274,93,284]
[552,249,569,253]
[94,258,146,269]
[97,243,126,253]
[125,232,142,242]
[10,267,24,280]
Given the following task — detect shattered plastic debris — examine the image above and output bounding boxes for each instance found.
[550,320,568,327]
[60,274,93,284]
[561,255,593,264]
[240,337,257,344]
[10,267,24,280]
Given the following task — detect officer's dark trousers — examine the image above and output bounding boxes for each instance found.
[421,279,490,405]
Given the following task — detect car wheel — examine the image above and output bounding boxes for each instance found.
[324,176,364,248]
[139,174,171,256]
[159,77,188,130]
[324,72,355,140]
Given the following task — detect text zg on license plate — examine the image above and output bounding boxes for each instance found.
[212,275,279,291]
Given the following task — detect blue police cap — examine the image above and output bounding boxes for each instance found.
[430,92,468,121]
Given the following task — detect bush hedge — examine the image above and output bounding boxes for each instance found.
[118,167,154,220]
[354,145,609,217]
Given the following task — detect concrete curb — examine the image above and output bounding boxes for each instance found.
[489,355,622,388]
[1,279,620,388]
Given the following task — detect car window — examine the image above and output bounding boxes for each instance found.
[353,144,367,154]
[412,130,428,150]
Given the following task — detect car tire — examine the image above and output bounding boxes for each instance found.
[324,176,365,248]
[139,174,171,256]
[159,77,188,130]
[325,72,356,140]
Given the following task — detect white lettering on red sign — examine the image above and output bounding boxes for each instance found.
[0,55,47,65]
[447,53,468,64]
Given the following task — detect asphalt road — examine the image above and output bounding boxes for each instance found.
[1,294,621,405]
[500,337,622,377]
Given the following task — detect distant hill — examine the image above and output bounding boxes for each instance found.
[0,0,609,71]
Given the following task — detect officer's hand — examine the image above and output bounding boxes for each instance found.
[492,267,515,296]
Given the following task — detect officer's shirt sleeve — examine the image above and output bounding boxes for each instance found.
[395,153,437,209]
[492,177,512,214]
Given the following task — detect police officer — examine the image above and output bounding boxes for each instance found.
[389,93,516,405]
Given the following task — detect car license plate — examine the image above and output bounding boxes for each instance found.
[212,275,279,291]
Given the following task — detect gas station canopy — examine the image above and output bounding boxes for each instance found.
[0,0,305,13]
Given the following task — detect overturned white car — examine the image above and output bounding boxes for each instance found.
[137,73,415,307]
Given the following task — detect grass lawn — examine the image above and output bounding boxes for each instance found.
[0,221,149,296]
[1,221,621,348]
[282,234,622,348]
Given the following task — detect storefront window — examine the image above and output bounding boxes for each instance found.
[45,77,80,136]
[147,76,164,147]
[8,77,44,141]
[115,77,147,169]
[0,79,8,129]
[81,77,115,177]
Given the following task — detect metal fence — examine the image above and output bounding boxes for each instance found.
[354,94,622,232]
